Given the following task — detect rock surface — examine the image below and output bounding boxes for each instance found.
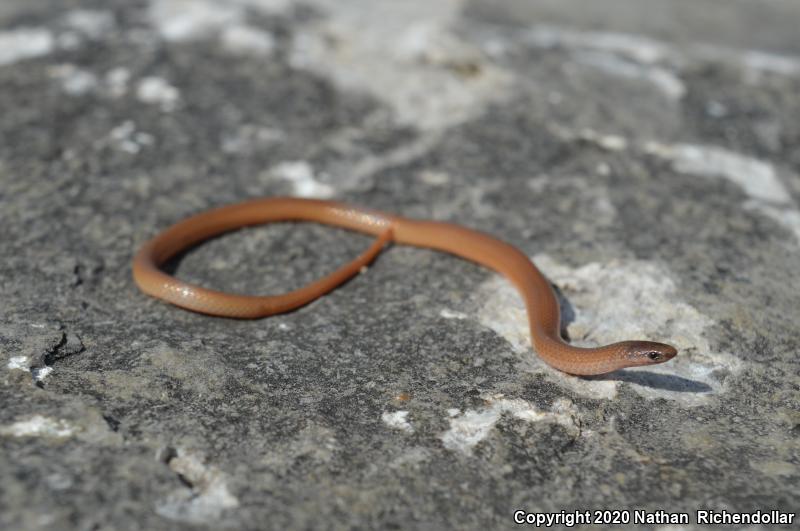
[1,0,799,529]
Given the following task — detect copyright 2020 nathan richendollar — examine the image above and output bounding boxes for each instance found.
[513,509,797,526]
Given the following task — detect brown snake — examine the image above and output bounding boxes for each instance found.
[133,197,677,375]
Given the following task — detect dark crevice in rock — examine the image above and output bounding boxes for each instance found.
[28,329,85,386]
[43,331,85,366]
[75,259,105,288]
[160,446,179,465]
[160,447,197,490]
[102,414,121,432]
[72,264,83,287]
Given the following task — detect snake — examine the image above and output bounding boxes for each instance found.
[132,197,677,375]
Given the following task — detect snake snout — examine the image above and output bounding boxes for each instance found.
[645,343,678,364]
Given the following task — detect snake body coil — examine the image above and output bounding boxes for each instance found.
[133,197,677,375]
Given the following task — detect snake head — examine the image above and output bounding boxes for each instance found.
[621,340,678,367]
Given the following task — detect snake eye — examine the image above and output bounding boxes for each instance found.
[647,351,662,361]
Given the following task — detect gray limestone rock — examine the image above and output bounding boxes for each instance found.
[1,0,798,529]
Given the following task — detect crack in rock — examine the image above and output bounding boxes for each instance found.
[30,331,84,386]
[2,323,84,385]
[41,331,85,366]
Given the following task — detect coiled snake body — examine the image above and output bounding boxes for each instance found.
[133,197,677,375]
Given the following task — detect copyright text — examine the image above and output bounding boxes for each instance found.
[513,509,796,526]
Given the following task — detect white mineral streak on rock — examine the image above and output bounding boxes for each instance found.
[441,395,578,454]
[269,161,335,198]
[477,255,740,405]
[574,51,686,99]
[32,366,54,381]
[105,67,131,97]
[136,77,181,111]
[523,25,684,99]
[148,0,285,44]
[525,26,672,65]
[646,142,800,244]
[288,0,511,130]
[221,25,276,56]
[0,28,54,66]
[62,10,115,39]
[528,25,800,79]
[0,415,75,439]
[547,124,628,151]
[222,125,284,155]
[149,0,242,41]
[394,20,479,67]
[522,25,800,98]
[108,121,154,154]
[418,170,451,186]
[156,449,239,523]
[741,50,800,77]
[382,411,413,433]
[7,355,30,371]
[343,133,443,188]
[646,143,790,204]
[695,44,800,79]
[744,201,800,245]
[49,64,99,96]
[440,308,468,320]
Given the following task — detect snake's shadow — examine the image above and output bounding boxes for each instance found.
[550,283,577,343]
[585,370,712,392]
[551,284,711,393]
[161,247,194,276]
[159,230,264,277]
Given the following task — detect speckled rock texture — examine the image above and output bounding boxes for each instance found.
[1,1,799,529]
